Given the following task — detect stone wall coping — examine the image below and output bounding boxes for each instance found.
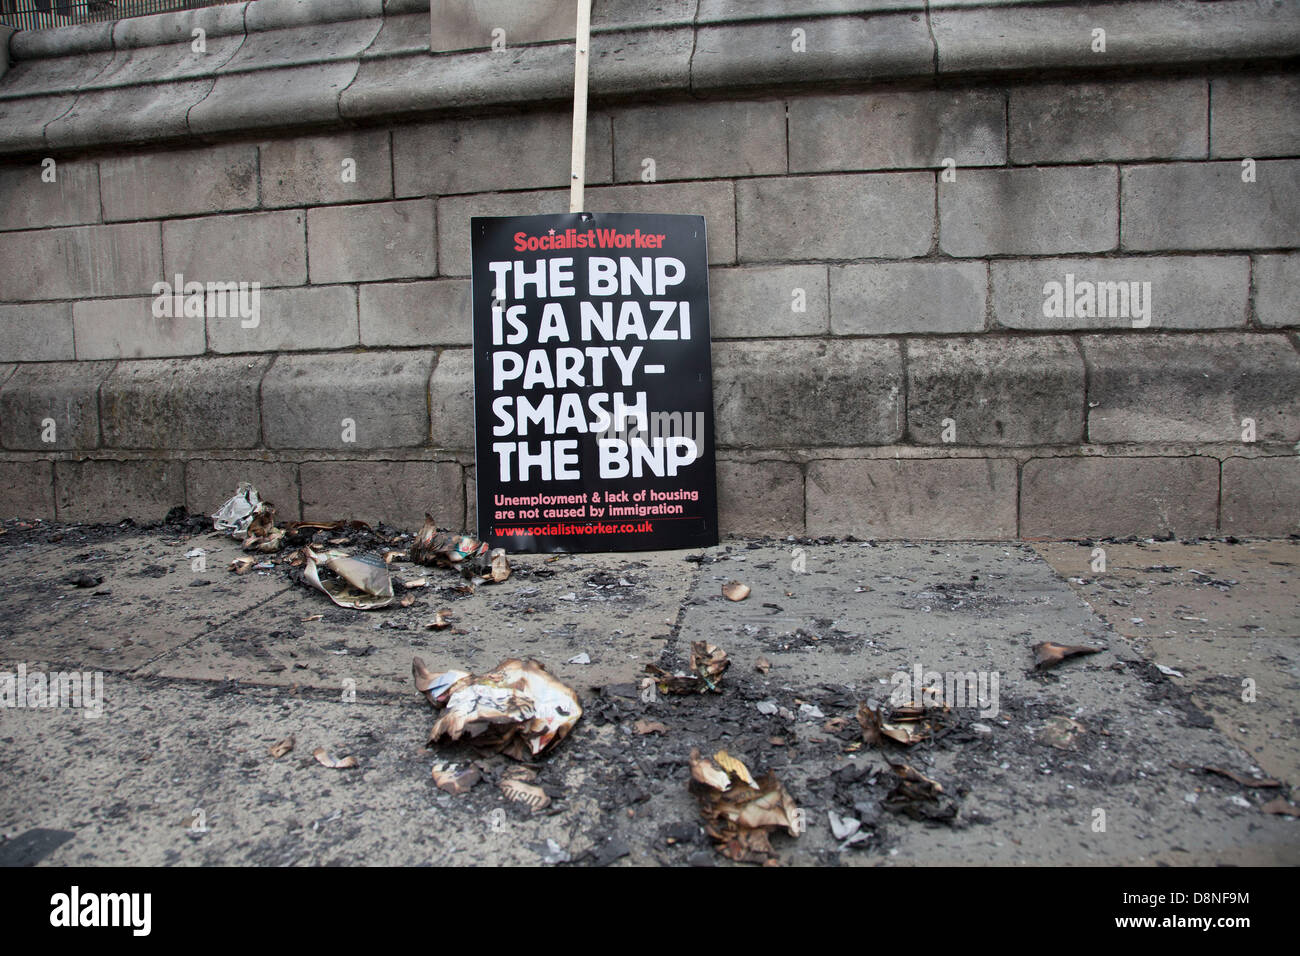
[1,0,1297,156]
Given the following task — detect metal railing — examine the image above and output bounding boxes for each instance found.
[0,0,245,32]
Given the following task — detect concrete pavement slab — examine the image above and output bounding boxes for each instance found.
[1033,539,1300,641]
[1144,635,1299,794]
[0,528,291,672]
[0,522,1295,865]
[142,548,694,696]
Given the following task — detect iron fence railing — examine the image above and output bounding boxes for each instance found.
[1,0,245,33]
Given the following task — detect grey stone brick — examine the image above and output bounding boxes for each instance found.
[1082,333,1300,443]
[0,93,79,154]
[710,265,829,339]
[344,27,691,120]
[111,2,247,48]
[431,0,577,53]
[1121,161,1300,251]
[940,166,1118,257]
[1254,254,1300,328]
[163,210,307,288]
[0,222,162,301]
[8,19,114,59]
[1009,78,1207,164]
[261,128,394,208]
[185,459,301,521]
[465,464,477,532]
[359,279,472,347]
[1220,456,1300,536]
[84,33,244,92]
[991,256,1249,331]
[692,15,933,92]
[262,350,434,449]
[0,360,111,450]
[0,159,100,231]
[436,190,569,278]
[789,89,1005,173]
[907,336,1084,445]
[73,296,206,361]
[1020,456,1219,539]
[343,42,569,120]
[393,111,610,197]
[363,12,429,59]
[594,0,697,30]
[218,18,382,72]
[586,180,736,261]
[246,0,380,31]
[932,1,1300,74]
[55,458,186,524]
[99,144,258,223]
[592,27,697,97]
[307,199,435,284]
[100,356,271,449]
[613,99,786,182]
[0,49,114,102]
[207,285,359,354]
[44,79,214,151]
[437,181,734,276]
[698,1,923,22]
[1211,74,1300,159]
[429,348,474,450]
[717,459,804,535]
[300,459,463,529]
[807,457,1017,539]
[738,173,933,262]
[0,460,55,519]
[0,303,75,362]
[713,338,903,447]
[831,261,986,335]
[187,63,357,136]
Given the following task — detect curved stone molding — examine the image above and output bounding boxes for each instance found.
[0,0,1296,156]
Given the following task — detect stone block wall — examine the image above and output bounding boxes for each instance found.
[0,0,1297,539]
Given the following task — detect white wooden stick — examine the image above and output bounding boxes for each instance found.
[569,0,593,213]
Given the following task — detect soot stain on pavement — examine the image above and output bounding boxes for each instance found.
[0,517,1293,865]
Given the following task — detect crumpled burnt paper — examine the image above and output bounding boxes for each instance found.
[431,761,482,795]
[301,547,395,610]
[644,641,730,695]
[857,700,950,747]
[882,762,959,823]
[1032,641,1105,670]
[688,748,801,864]
[213,482,261,538]
[413,656,582,761]
[409,515,511,584]
[242,502,285,553]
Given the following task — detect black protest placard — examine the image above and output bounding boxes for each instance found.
[470,212,718,553]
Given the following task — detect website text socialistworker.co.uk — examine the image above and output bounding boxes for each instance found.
[494,521,654,537]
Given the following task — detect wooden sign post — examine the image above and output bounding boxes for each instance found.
[569,0,592,213]
[467,0,719,553]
